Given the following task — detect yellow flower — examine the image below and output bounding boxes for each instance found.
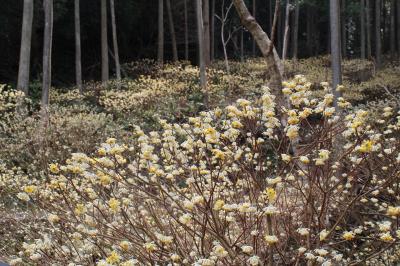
[109,198,120,213]
[97,147,107,156]
[120,240,131,251]
[387,206,400,216]
[342,231,355,241]
[24,185,37,194]
[264,235,278,245]
[266,188,276,201]
[231,120,244,129]
[358,140,374,153]
[212,149,225,161]
[380,232,394,242]
[106,251,120,264]
[99,173,112,186]
[49,163,60,174]
[144,242,157,252]
[286,125,299,140]
[74,204,86,215]
[213,199,225,211]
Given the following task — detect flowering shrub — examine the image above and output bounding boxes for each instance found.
[11,76,400,265]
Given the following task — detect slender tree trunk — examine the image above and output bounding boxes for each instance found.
[240,28,244,61]
[196,0,208,105]
[17,0,34,94]
[269,0,273,35]
[74,0,82,93]
[389,0,395,56]
[330,0,342,100]
[375,0,382,68]
[42,0,53,108]
[157,0,164,63]
[252,0,256,56]
[233,0,285,109]
[101,0,109,82]
[282,0,290,61]
[277,6,283,56]
[184,0,189,61]
[211,0,216,61]
[110,0,121,84]
[360,0,366,59]
[341,0,346,59]
[291,0,299,60]
[203,0,211,65]
[397,0,400,55]
[366,0,372,58]
[166,0,178,61]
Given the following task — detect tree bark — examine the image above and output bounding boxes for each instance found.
[196,0,208,104]
[42,0,53,108]
[252,0,256,56]
[397,0,400,55]
[360,0,366,59]
[74,0,82,93]
[341,0,346,59]
[240,28,244,61]
[375,0,382,68]
[233,0,284,108]
[17,0,34,94]
[211,0,215,61]
[184,0,189,60]
[203,0,211,65]
[366,0,372,58]
[330,0,342,101]
[166,0,178,61]
[157,0,164,63]
[101,0,109,82]
[389,0,395,55]
[291,0,299,60]
[282,0,290,61]
[110,0,121,84]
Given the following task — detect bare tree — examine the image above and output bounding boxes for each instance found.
[110,0,121,85]
[211,0,216,61]
[375,0,381,68]
[101,0,109,82]
[196,0,208,105]
[252,0,256,56]
[291,0,299,60]
[341,0,346,59]
[330,0,342,102]
[184,0,189,60]
[389,0,395,55]
[233,0,284,108]
[17,0,34,94]
[397,0,400,56]
[282,0,291,61]
[366,0,372,58]
[74,0,82,93]
[42,0,53,109]
[203,0,211,65]
[360,0,366,59]
[157,0,164,63]
[166,0,178,61]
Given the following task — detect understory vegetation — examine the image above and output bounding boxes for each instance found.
[1,57,400,265]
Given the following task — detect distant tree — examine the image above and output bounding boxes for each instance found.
[397,0,400,56]
[291,0,299,60]
[252,0,256,56]
[375,0,381,68]
[360,0,366,59]
[366,0,372,58]
[196,0,207,104]
[211,0,216,61]
[216,0,235,73]
[203,0,211,65]
[17,0,34,94]
[110,0,121,85]
[330,0,342,101]
[101,0,109,82]
[282,0,291,61]
[184,0,189,60]
[341,0,346,59]
[157,0,164,64]
[74,0,82,93]
[389,0,395,56]
[42,0,53,109]
[166,0,178,61]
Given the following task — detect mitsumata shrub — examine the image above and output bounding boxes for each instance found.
[9,76,400,265]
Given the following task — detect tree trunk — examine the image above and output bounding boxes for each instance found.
[366,0,372,58]
[397,0,400,55]
[101,0,109,82]
[157,0,164,63]
[389,0,395,55]
[306,5,313,56]
[17,0,34,94]
[110,0,121,84]
[211,0,215,61]
[341,0,346,59]
[74,0,82,93]
[42,0,53,108]
[166,0,178,61]
[269,0,273,36]
[375,0,382,68]
[196,0,208,105]
[330,0,342,101]
[360,0,366,59]
[203,0,211,65]
[291,0,299,60]
[282,0,290,61]
[233,0,284,109]
[252,0,256,56]
[240,28,244,61]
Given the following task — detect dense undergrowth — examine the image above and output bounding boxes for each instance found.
[0,57,399,265]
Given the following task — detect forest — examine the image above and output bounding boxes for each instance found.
[0,0,400,265]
